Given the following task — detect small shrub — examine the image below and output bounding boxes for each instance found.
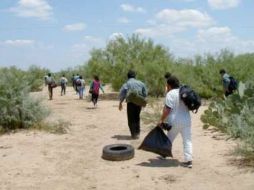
[141,97,164,127]
[0,68,50,132]
[33,120,70,134]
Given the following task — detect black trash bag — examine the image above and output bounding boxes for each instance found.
[138,127,172,157]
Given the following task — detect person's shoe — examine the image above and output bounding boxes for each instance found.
[182,161,192,168]
[158,155,167,160]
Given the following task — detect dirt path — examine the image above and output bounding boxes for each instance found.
[0,86,253,190]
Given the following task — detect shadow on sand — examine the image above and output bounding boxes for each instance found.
[137,157,180,168]
[111,135,133,140]
[85,107,96,110]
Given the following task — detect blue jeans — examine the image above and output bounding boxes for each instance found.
[78,87,84,99]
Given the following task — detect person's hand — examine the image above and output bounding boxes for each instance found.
[157,122,163,128]
[157,122,172,131]
[119,103,123,111]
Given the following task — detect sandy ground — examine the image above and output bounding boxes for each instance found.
[0,86,254,190]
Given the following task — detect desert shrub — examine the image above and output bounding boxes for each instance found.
[34,120,70,134]
[0,68,50,132]
[82,34,173,96]
[141,97,164,126]
[26,65,49,91]
[201,79,254,161]
[64,34,254,99]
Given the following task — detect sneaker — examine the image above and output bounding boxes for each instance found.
[182,161,192,168]
[158,155,167,160]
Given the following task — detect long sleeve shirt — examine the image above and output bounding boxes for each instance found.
[119,78,148,102]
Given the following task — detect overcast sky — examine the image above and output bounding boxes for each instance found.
[0,0,253,71]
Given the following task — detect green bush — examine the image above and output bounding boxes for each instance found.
[81,34,173,96]
[0,67,50,132]
[81,35,254,99]
[26,65,49,91]
[201,79,254,161]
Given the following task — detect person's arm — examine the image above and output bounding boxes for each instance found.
[119,98,124,111]
[158,105,171,126]
[90,81,93,89]
[119,83,128,111]
[158,91,174,126]
[142,83,148,97]
[100,83,104,93]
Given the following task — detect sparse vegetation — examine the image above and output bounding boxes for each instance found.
[33,120,70,134]
[141,97,164,127]
[0,67,68,134]
[1,35,254,164]
[201,79,254,165]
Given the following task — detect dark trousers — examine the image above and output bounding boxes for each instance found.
[225,90,233,97]
[91,93,99,105]
[127,102,142,138]
[61,84,66,95]
[48,85,53,100]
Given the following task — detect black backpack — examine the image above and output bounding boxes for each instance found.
[75,79,81,86]
[179,85,201,113]
[228,76,238,91]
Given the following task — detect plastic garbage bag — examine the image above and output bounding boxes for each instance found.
[138,126,172,157]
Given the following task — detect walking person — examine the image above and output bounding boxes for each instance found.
[219,69,234,97]
[45,73,55,100]
[89,75,104,106]
[44,74,48,86]
[71,74,75,90]
[60,74,68,96]
[76,76,85,99]
[119,70,148,139]
[158,75,192,168]
[74,74,80,93]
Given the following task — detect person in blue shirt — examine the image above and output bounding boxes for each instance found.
[119,70,148,139]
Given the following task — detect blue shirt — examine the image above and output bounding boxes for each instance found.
[119,78,148,102]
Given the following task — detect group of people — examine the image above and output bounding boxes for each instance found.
[118,69,236,169]
[44,73,104,107]
[44,73,69,100]
[44,68,236,169]
[118,70,192,168]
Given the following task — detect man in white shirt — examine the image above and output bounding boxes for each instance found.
[158,75,192,168]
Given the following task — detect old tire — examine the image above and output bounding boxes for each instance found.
[102,144,134,161]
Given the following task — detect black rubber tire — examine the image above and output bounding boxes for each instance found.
[102,144,135,161]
